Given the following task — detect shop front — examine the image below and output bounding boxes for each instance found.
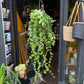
[0,0,84,84]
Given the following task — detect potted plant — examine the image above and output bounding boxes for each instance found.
[0,63,21,84]
[26,5,56,83]
[15,64,27,79]
[69,70,76,84]
[69,76,76,84]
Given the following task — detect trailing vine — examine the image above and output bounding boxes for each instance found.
[26,6,56,83]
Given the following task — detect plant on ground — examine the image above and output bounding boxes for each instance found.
[26,5,56,83]
[69,76,76,83]
[0,63,21,84]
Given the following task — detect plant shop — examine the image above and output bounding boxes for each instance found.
[0,0,84,84]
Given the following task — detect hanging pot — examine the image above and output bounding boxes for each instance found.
[73,22,84,40]
[63,26,75,42]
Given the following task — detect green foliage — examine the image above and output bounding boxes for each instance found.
[0,63,21,84]
[27,7,56,83]
[0,63,7,84]
[69,76,76,83]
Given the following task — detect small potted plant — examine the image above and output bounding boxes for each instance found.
[26,5,56,83]
[69,76,76,84]
[15,64,27,79]
[0,63,21,84]
[69,71,76,84]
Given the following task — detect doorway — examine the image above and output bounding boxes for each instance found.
[15,0,60,84]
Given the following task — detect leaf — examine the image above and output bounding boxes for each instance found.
[43,71,46,74]
[50,52,53,56]
[10,70,21,84]
[4,81,10,84]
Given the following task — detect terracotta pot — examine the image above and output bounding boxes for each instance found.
[63,26,75,42]
[73,22,84,40]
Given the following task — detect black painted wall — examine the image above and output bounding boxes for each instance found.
[16,0,39,19]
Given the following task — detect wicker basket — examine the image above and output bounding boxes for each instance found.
[63,26,75,42]
[63,1,80,42]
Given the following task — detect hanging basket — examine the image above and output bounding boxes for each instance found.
[63,26,75,42]
[73,22,84,40]
[63,1,80,42]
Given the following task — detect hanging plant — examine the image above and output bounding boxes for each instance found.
[26,5,56,83]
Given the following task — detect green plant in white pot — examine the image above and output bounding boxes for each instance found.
[0,63,21,84]
[26,5,56,83]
